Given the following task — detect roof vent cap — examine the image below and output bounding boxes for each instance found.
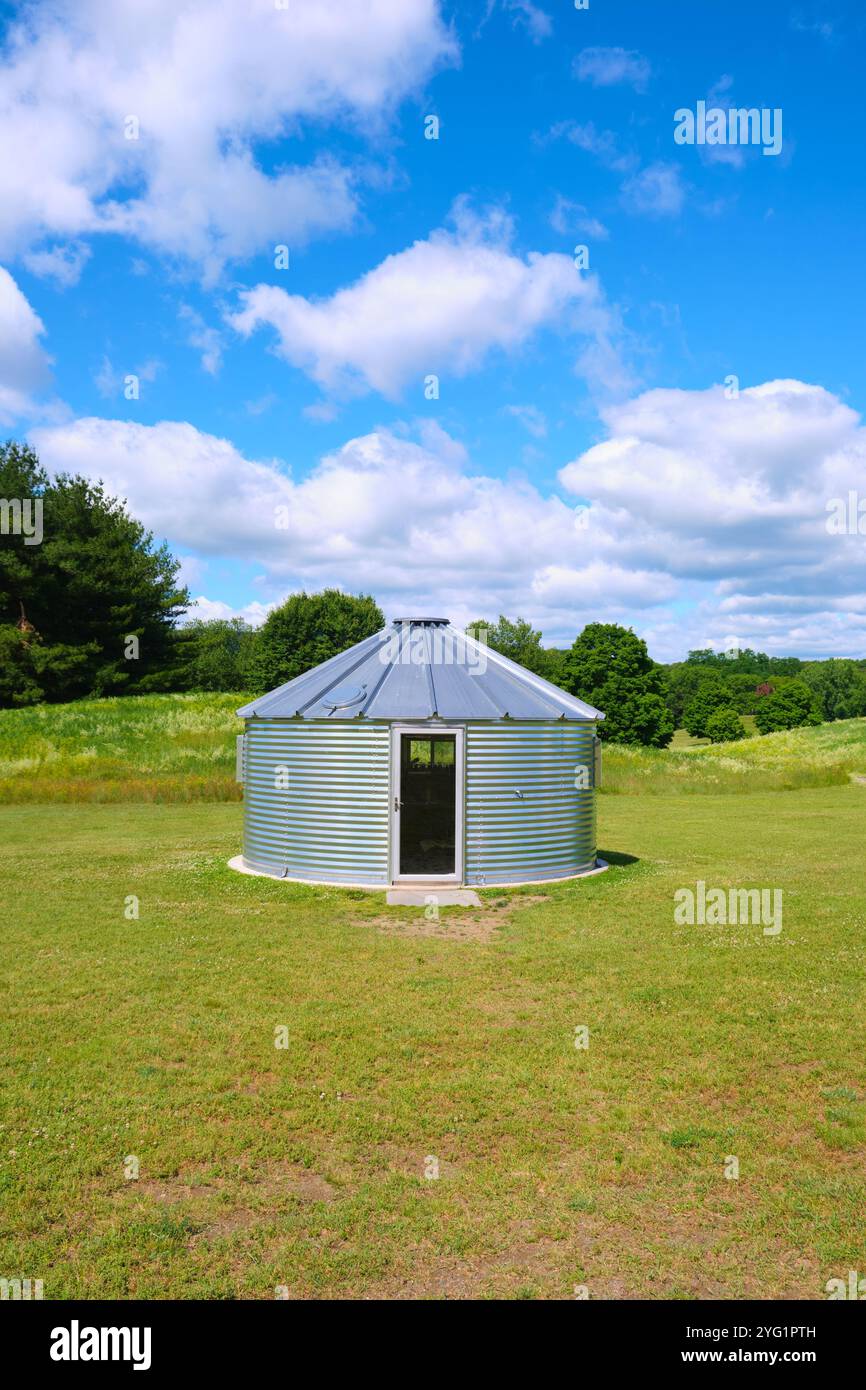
[322,683,367,710]
[392,616,450,625]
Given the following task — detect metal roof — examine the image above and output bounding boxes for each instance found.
[237,620,604,723]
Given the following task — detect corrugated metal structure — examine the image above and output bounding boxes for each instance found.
[236,618,604,887]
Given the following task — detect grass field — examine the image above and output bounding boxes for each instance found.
[0,694,245,803]
[2,774,865,1298]
[1,693,864,801]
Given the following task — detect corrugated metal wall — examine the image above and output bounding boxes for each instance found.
[243,717,597,886]
[243,719,390,882]
[464,722,597,885]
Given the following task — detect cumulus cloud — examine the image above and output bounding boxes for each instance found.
[184,596,275,627]
[573,47,651,92]
[29,413,659,639]
[29,417,294,555]
[559,379,866,656]
[620,162,686,217]
[0,0,457,275]
[0,266,52,421]
[29,378,866,658]
[227,202,629,400]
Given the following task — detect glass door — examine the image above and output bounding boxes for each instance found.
[394,731,461,880]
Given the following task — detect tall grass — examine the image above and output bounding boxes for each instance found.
[604,718,866,794]
[1,693,864,802]
[0,693,246,803]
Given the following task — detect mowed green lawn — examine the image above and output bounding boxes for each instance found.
[2,785,865,1299]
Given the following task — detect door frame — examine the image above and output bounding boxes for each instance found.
[390,724,464,885]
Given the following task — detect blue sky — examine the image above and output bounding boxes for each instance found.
[1,0,864,659]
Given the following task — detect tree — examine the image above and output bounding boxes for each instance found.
[705,707,745,743]
[663,661,714,725]
[726,672,770,714]
[0,441,189,705]
[562,622,674,747]
[537,646,569,686]
[801,659,866,722]
[0,625,44,706]
[467,615,569,684]
[754,679,822,734]
[177,618,257,692]
[684,646,802,678]
[251,589,384,692]
[683,678,731,739]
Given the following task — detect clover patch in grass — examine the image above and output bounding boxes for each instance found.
[666,1126,718,1150]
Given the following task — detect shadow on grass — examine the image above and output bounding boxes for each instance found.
[599,848,640,868]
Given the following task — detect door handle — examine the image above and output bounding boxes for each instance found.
[394,796,402,811]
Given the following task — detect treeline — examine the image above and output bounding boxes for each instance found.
[462,620,866,743]
[664,649,866,739]
[0,442,384,708]
[2,441,864,748]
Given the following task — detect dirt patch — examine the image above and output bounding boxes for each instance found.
[360,893,549,943]
[119,1157,338,1212]
[366,1237,564,1300]
[131,1175,222,1202]
[191,1209,257,1243]
[257,1161,338,1203]
[367,913,501,942]
[348,1198,823,1301]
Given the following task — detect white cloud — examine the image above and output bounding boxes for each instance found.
[28,413,661,639]
[179,306,224,376]
[0,0,457,275]
[184,596,274,627]
[791,14,835,43]
[531,561,675,609]
[29,378,866,659]
[228,202,628,400]
[22,241,91,288]
[94,356,118,399]
[30,417,294,555]
[504,1,553,43]
[559,379,866,656]
[545,126,687,221]
[549,196,609,240]
[94,355,161,398]
[504,404,547,438]
[573,47,651,92]
[620,162,686,217]
[0,266,51,422]
[479,0,552,44]
[545,120,637,174]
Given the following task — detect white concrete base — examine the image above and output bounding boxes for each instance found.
[227,855,609,890]
[387,888,482,907]
[227,855,381,889]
